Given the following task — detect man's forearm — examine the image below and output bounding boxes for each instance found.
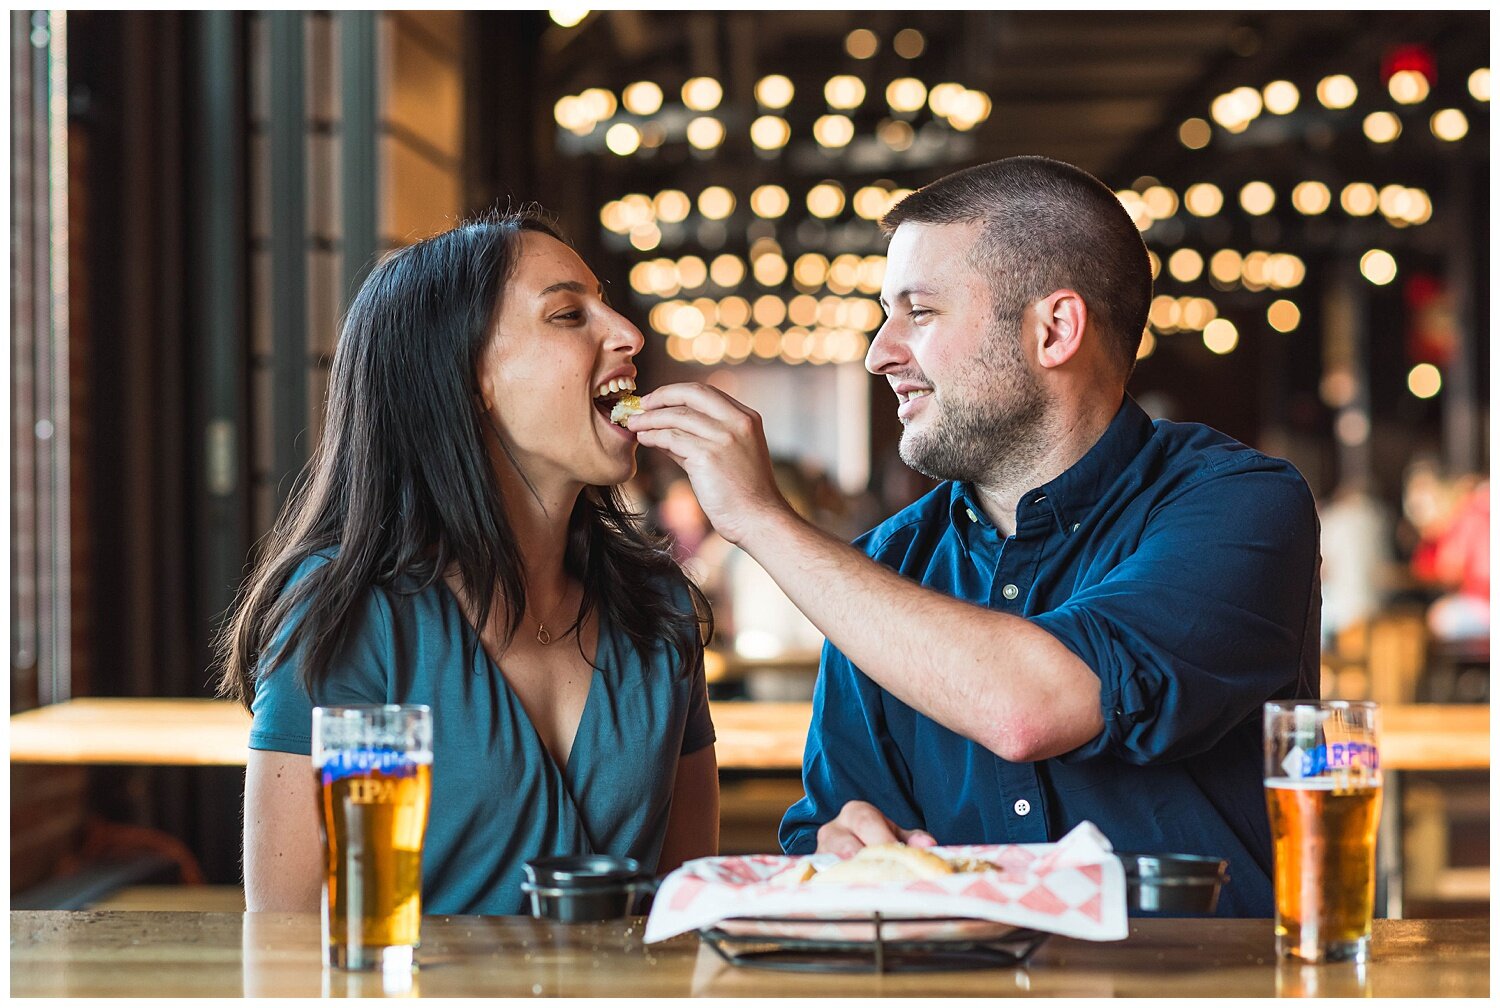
[737,507,1103,762]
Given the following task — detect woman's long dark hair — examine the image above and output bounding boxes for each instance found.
[217,208,710,708]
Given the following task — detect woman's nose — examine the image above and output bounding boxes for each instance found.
[606,308,646,356]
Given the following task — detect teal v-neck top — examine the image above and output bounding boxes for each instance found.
[248,555,716,915]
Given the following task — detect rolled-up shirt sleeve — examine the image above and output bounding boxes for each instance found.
[779,640,925,855]
[1029,457,1319,766]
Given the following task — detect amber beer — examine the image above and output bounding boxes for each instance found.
[1266,778,1382,957]
[313,705,432,972]
[1263,701,1381,964]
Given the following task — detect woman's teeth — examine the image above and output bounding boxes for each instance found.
[594,376,637,399]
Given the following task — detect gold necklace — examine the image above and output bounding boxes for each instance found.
[533,589,571,646]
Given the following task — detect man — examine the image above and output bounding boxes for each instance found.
[627,156,1320,916]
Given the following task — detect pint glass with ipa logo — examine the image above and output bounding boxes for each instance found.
[312,705,432,971]
[1263,700,1381,963]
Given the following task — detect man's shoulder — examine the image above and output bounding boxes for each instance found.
[1147,418,1313,499]
[852,482,957,560]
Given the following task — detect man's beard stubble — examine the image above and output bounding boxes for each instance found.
[897,323,1051,486]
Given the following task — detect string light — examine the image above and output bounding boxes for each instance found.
[1340,183,1378,216]
[1408,363,1442,399]
[1292,181,1331,215]
[1431,108,1469,141]
[1268,299,1301,333]
[677,256,707,290]
[605,123,640,156]
[750,115,791,150]
[825,75,866,110]
[893,28,926,59]
[928,82,965,117]
[682,77,723,112]
[697,186,735,220]
[548,7,589,28]
[1209,249,1243,285]
[1179,118,1212,149]
[879,119,915,151]
[1316,74,1358,110]
[1184,183,1223,217]
[1469,67,1490,102]
[813,114,855,148]
[1360,249,1397,285]
[1362,111,1401,143]
[1239,181,1275,216]
[1263,80,1299,114]
[1143,186,1179,220]
[1388,69,1430,105]
[1203,318,1239,354]
[685,116,725,150]
[654,190,691,224]
[750,185,790,219]
[1167,248,1203,282]
[622,81,663,116]
[807,182,846,219]
[756,75,794,110]
[752,295,786,327]
[886,78,928,113]
[845,28,879,59]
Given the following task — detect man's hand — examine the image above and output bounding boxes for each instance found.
[627,383,793,546]
[815,800,938,858]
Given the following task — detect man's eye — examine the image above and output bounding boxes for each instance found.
[910,308,933,321]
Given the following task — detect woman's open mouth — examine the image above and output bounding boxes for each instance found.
[592,377,642,426]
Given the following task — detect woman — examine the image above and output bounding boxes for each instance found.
[218,208,719,914]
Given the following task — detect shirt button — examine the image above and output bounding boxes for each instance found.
[1014,799,1031,816]
[1002,583,1019,600]
[1070,522,1081,534]
[965,507,979,523]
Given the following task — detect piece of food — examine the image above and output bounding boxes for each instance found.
[593,376,642,425]
[944,855,1004,874]
[807,843,956,885]
[609,393,643,425]
[765,861,818,888]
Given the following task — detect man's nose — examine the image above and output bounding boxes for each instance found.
[865,319,907,375]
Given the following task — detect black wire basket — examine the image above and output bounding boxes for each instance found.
[697,913,1050,973]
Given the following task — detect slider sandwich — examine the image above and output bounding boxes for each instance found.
[765,842,1003,887]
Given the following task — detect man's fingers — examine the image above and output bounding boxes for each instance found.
[625,404,729,443]
[640,382,754,424]
[898,828,938,848]
[631,425,710,460]
[815,822,864,859]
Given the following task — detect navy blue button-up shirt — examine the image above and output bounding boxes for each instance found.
[780,395,1321,917]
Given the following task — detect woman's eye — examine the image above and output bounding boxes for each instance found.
[552,310,583,322]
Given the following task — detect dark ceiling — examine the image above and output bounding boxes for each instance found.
[540,10,1488,186]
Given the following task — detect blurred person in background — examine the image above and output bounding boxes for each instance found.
[1317,477,1398,648]
[218,209,718,915]
[1409,470,1489,644]
[627,156,1320,916]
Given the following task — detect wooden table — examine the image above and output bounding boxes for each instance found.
[9,911,1487,997]
[7,697,1490,771]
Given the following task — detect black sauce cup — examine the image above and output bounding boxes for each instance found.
[522,855,657,922]
[1119,853,1230,914]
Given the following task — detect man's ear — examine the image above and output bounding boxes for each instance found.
[1035,289,1087,370]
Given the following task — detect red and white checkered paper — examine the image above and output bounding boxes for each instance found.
[644,820,1128,944]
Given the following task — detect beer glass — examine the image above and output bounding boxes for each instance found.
[312,704,432,971]
[1263,700,1382,963]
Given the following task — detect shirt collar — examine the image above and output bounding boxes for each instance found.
[947,394,1155,541]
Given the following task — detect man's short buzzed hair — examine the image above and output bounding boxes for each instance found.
[881,156,1153,378]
